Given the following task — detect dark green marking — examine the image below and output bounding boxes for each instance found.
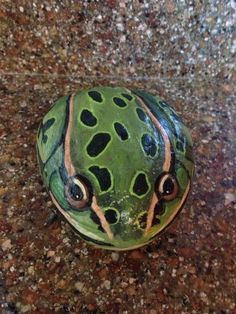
[90,211,105,233]
[114,122,128,141]
[88,90,103,103]
[185,145,194,163]
[90,211,101,225]
[87,133,111,157]
[41,118,55,144]
[159,101,183,123]
[113,97,127,108]
[154,200,165,216]
[122,93,133,101]
[132,90,175,135]
[152,216,160,225]
[104,209,119,224]
[176,140,184,152]
[133,173,149,196]
[37,122,42,138]
[89,165,112,191]
[59,166,67,184]
[136,108,147,122]
[80,109,97,127]
[41,95,71,173]
[141,134,157,157]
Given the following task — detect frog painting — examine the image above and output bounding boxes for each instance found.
[36,87,194,250]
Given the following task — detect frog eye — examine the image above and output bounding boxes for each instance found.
[65,176,92,209]
[156,173,179,201]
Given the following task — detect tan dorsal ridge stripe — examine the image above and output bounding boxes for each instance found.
[64,93,76,177]
[135,95,171,172]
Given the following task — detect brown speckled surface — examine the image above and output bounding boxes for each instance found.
[0,1,236,313]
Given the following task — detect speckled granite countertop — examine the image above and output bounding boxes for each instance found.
[0,1,236,313]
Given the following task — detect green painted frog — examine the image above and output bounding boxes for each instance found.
[36,87,194,250]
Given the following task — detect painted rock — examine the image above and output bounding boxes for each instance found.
[36,87,194,250]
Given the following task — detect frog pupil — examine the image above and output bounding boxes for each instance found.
[163,178,174,195]
[69,184,83,200]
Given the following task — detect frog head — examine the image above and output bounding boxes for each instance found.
[36,87,194,250]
